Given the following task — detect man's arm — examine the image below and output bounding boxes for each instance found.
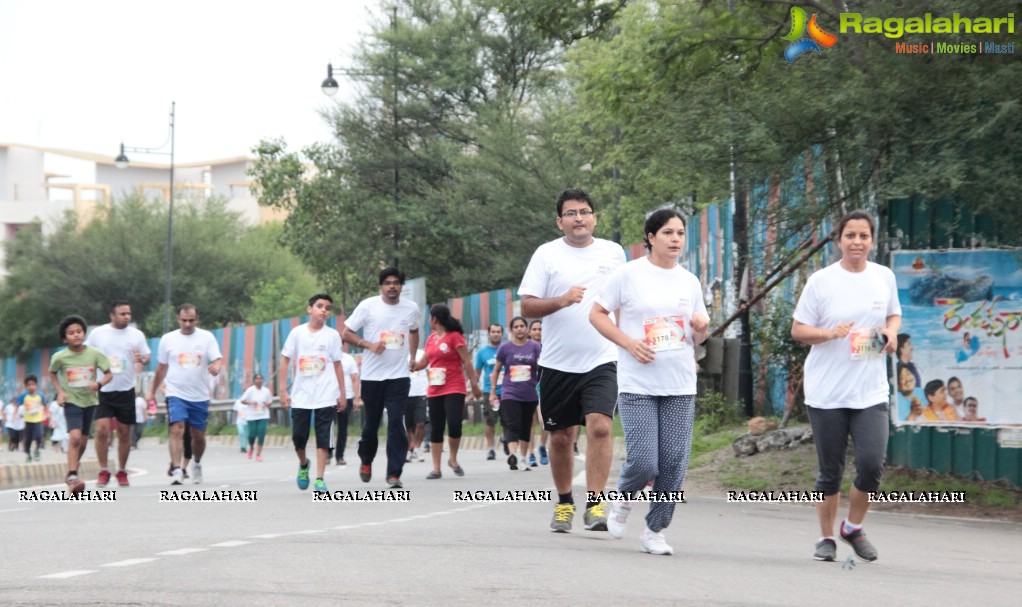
[520,289,586,318]
[333,360,347,408]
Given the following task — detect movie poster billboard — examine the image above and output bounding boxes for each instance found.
[891,249,1022,427]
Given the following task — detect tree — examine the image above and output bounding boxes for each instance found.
[0,194,320,356]
[250,0,592,309]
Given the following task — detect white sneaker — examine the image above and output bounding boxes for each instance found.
[415,448,424,462]
[639,527,674,555]
[406,451,414,463]
[170,468,184,485]
[192,462,203,484]
[608,499,632,539]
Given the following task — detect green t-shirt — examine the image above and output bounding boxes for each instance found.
[49,346,111,408]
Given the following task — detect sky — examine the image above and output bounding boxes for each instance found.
[0,0,377,164]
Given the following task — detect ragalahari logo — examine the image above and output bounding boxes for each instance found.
[783,6,838,62]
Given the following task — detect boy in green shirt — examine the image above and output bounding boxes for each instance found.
[48,315,112,494]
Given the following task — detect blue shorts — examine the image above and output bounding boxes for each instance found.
[168,397,210,431]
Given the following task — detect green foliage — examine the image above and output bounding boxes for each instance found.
[695,390,744,434]
[0,194,318,356]
[250,0,590,307]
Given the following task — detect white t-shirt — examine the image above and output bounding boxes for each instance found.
[409,349,428,397]
[281,323,344,409]
[519,237,626,372]
[4,403,25,431]
[134,396,146,423]
[343,296,420,381]
[157,329,223,403]
[793,261,901,409]
[86,324,151,392]
[596,257,707,396]
[339,353,358,399]
[48,401,67,434]
[241,385,273,420]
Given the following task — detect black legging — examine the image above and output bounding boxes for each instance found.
[183,423,192,460]
[428,394,465,443]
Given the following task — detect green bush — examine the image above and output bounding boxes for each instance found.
[695,391,744,434]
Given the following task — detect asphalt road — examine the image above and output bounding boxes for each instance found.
[1,441,1020,606]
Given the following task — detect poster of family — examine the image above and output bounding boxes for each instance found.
[891,249,1022,426]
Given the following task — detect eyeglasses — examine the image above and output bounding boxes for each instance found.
[561,209,594,218]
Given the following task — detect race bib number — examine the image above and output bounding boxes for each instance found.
[177,353,202,369]
[427,367,447,386]
[643,316,687,352]
[850,328,883,360]
[380,330,405,350]
[298,355,326,376]
[25,398,43,416]
[253,404,263,413]
[66,366,94,388]
[509,365,531,382]
[109,355,125,374]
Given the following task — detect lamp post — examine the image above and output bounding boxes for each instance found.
[115,101,176,333]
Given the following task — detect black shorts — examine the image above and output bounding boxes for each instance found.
[405,396,427,426]
[64,403,97,435]
[537,362,617,431]
[96,389,137,425]
[291,407,335,451]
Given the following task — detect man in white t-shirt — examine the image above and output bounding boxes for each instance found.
[519,188,626,533]
[280,294,347,493]
[85,300,152,487]
[341,267,420,489]
[147,304,223,486]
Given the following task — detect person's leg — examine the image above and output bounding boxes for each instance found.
[313,407,334,484]
[445,394,465,469]
[519,402,537,460]
[182,423,193,463]
[615,394,658,494]
[579,363,618,499]
[503,399,522,462]
[255,419,268,455]
[336,399,352,462]
[847,403,889,524]
[247,420,258,450]
[116,422,132,470]
[169,422,184,468]
[383,378,410,479]
[428,396,447,474]
[238,417,249,452]
[807,406,851,539]
[646,395,695,533]
[188,401,209,464]
[94,416,112,470]
[291,408,312,467]
[357,381,385,469]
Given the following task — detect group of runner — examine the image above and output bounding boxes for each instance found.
[34,189,895,561]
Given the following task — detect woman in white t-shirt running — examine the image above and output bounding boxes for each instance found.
[791,209,901,564]
[590,208,709,556]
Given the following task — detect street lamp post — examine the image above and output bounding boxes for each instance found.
[115,102,176,333]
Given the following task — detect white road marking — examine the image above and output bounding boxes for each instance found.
[157,548,208,556]
[101,558,158,567]
[38,570,96,579]
[249,533,287,539]
[0,508,31,514]
[209,540,252,547]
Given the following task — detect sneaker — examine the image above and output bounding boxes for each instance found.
[608,500,632,539]
[66,473,86,495]
[500,436,509,456]
[171,467,184,485]
[297,462,310,490]
[26,454,33,463]
[529,453,538,467]
[814,538,837,562]
[486,449,496,461]
[387,476,403,489]
[336,458,346,466]
[115,470,130,487]
[96,470,111,488]
[416,449,424,462]
[313,478,328,492]
[550,503,575,533]
[33,449,41,461]
[508,453,518,470]
[639,528,674,555]
[584,503,608,531]
[359,464,372,483]
[256,453,263,462]
[192,462,203,484]
[247,447,253,459]
[426,470,442,479]
[406,451,414,463]
[840,527,878,561]
[539,445,549,465]
[182,468,190,480]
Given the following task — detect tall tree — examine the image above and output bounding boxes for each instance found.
[250,0,591,309]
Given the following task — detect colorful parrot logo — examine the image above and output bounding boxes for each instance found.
[782,6,837,62]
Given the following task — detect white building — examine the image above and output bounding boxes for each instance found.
[0,143,284,277]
